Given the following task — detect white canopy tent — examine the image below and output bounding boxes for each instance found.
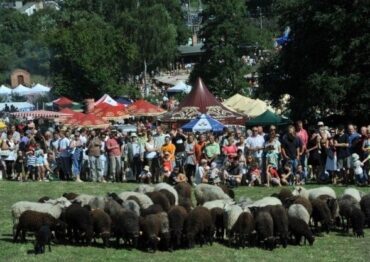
[95,94,118,107]
[0,85,12,96]
[167,81,192,94]
[12,84,32,96]
[30,83,51,94]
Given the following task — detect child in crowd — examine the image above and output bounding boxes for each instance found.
[266,164,281,187]
[35,143,45,181]
[352,153,368,186]
[249,162,262,187]
[138,165,152,184]
[281,163,292,186]
[14,150,25,181]
[162,152,173,173]
[195,159,208,185]
[295,164,307,185]
[26,149,37,181]
[208,162,221,185]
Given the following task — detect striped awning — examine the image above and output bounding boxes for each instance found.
[11,110,73,119]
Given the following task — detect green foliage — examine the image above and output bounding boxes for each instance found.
[258,0,370,123]
[190,0,273,97]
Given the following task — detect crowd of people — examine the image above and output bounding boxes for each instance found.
[0,119,369,187]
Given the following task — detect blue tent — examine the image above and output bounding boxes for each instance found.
[114,96,133,107]
[182,114,225,133]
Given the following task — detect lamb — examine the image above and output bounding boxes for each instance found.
[14,210,66,242]
[230,212,254,248]
[292,186,336,200]
[63,204,94,245]
[284,196,312,215]
[288,217,315,245]
[135,184,154,194]
[145,191,171,212]
[34,224,52,254]
[91,209,111,247]
[114,209,140,248]
[194,184,231,205]
[118,192,153,209]
[185,206,214,248]
[218,184,235,199]
[254,211,275,250]
[203,199,235,210]
[62,192,79,200]
[210,207,224,241]
[311,199,332,234]
[141,204,164,217]
[159,189,176,206]
[247,197,282,208]
[288,204,310,225]
[154,183,179,205]
[223,204,243,245]
[11,197,71,226]
[168,206,188,249]
[343,188,362,203]
[360,194,370,227]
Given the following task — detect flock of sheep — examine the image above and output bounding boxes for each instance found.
[10,183,370,254]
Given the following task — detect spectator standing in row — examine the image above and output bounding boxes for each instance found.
[106,130,121,182]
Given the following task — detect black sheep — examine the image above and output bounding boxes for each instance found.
[141,204,164,217]
[210,207,224,241]
[273,188,293,204]
[288,217,315,245]
[168,206,188,249]
[38,196,51,203]
[146,192,171,212]
[114,210,140,248]
[178,197,192,213]
[230,212,254,248]
[311,199,332,234]
[63,204,94,245]
[14,210,66,242]
[339,197,358,233]
[360,194,370,227]
[34,224,52,254]
[185,206,214,248]
[174,182,192,199]
[62,192,79,200]
[255,211,275,250]
[91,209,111,247]
[159,189,176,206]
[140,213,162,252]
[351,207,365,238]
[317,194,339,222]
[264,205,289,248]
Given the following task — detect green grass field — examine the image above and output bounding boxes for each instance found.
[1,181,370,262]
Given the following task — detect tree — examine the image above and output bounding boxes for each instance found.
[190,0,272,97]
[48,12,138,99]
[258,0,370,123]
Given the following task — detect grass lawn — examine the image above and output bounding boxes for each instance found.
[1,181,370,262]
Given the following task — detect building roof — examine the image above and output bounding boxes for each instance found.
[177,44,204,56]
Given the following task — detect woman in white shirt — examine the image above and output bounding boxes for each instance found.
[145,132,159,183]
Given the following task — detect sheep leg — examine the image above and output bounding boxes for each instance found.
[48,241,51,252]
[13,226,20,242]
[21,230,26,242]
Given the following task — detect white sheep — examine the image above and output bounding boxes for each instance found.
[194,184,231,205]
[134,184,154,194]
[247,197,282,208]
[342,188,362,203]
[154,183,179,205]
[88,196,108,209]
[224,204,243,234]
[74,194,96,207]
[288,204,310,224]
[203,199,235,210]
[292,186,336,200]
[11,197,71,225]
[118,191,153,209]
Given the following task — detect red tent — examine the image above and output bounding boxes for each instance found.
[64,113,109,128]
[92,103,130,121]
[53,97,74,107]
[167,78,245,124]
[128,99,166,117]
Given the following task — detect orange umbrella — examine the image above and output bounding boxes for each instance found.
[64,113,110,128]
[93,104,130,121]
[127,99,166,117]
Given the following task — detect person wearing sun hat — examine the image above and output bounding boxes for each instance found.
[138,165,152,184]
[125,132,144,182]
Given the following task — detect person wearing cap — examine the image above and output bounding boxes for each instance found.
[106,131,121,182]
[138,165,152,184]
[317,121,331,138]
[125,132,144,182]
